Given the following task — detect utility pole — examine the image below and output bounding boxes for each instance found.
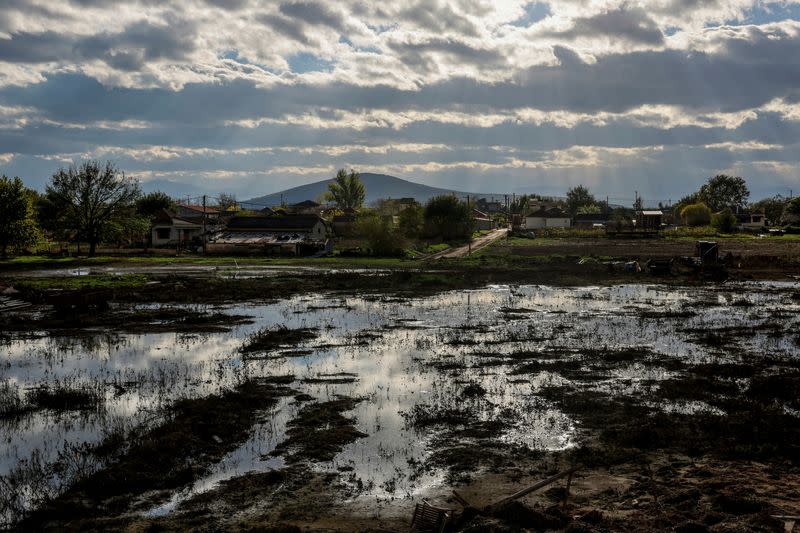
[202,194,207,254]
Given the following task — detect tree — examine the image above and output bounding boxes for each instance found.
[0,176,39,258]
[750,195,787,226]
[782,197,800,226]
[136,191,176,218]
[680,202,712,227]
[325,169,365,210]
[697,175,750,212]
[356,213,406,256]
[711,208,737,233]
[397,203,424,238]
[566,185,597,216]
[576,204,601,215]
[423,195,475,241]
[46,161,141,257]
[673,193,699,220]
[217,193,238,212]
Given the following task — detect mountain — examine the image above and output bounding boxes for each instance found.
[243,173,505,208]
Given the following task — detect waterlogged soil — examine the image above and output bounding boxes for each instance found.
[2,281,800,531]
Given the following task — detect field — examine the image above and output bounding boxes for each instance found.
[1,240,799,531]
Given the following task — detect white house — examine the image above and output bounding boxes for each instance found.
[151,210,205,246]
[525,207,571,229]
[736,213,767,231]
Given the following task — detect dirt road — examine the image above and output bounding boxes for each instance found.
[429,227,510,259]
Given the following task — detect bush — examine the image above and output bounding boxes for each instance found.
[711,208,737,233]
[680,202,712,227]
[356,214,406,256]
[423,196,474,241]
[782,197,800,225]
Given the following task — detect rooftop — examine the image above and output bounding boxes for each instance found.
[226,215,324,231]
[179,204,220,214]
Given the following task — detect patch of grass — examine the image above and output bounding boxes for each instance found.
[26,385,103,412]
[240,326,317,355]
[271,397,366,463]
[11,274,150,293]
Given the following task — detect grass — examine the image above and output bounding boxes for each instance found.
[423,243,450,254]
[9,274,150,292]
[240,326,318,355]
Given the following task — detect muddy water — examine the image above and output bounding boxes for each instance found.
[2,282,799,522]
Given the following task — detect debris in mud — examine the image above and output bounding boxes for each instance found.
[270,396,367,463]
[239,325,318,355]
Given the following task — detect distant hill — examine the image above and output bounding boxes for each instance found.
[243,173,505,208]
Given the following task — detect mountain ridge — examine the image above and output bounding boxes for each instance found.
[243,173,507,207]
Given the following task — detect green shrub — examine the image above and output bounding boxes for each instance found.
[711,208,737,233]
[680,202,712,227]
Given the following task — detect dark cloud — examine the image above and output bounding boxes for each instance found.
[278,1,345,30]
[397,1,480,37]
[387,37,503,69]
[544,6,664,45]
[0,21,196,70]
[256,14,311,44]
[3,28,799,131]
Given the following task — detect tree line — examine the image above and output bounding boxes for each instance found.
[2,163,799,259]
[3,161,194,258]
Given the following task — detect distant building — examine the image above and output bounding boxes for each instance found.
[736,212,766,231]
[376,198,418,216]
[151,210,205,247]
[178,204,220,221]
[525,207,571,229]
[573,213,611,229]
[635,210,663,230]
[473,209,496,231]
[288,200,324,215]
[209,214,330,255]
[332,214,357,237]
[476,198,505,214]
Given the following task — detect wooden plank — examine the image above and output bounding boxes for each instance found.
[485,466,581,511]
[452,490,474,508]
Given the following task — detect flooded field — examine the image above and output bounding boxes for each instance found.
[2,282,800,529]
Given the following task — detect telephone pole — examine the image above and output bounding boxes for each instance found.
[202,194,207,254]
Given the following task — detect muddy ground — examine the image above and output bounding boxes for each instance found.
[2,256,800,532]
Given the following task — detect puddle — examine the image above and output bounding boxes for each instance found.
[2,282,799,525]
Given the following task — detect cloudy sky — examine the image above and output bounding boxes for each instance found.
[1,0,799,204]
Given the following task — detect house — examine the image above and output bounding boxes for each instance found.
[208,214,330,255]
[736,212,766,231]
[525,207,571,229]
[635,210,663,230]
[573,213,611,229]
[332,214,357,237]
[178,204,220,221]
[473,209,496,231]
[151,210,205,247]
[377,198,418,216]
[476,198,505,214]
[288,200,324,215]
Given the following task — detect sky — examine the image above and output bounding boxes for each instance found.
[1,1,799,205]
